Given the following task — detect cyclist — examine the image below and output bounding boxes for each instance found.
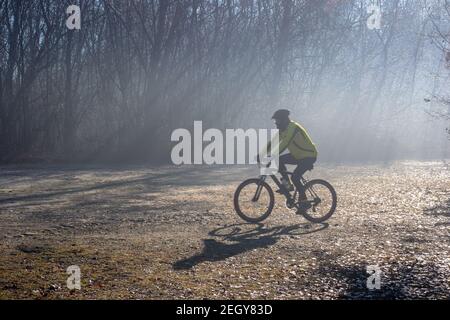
[263,109,318,213]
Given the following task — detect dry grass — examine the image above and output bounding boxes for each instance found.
[0,161,449,299]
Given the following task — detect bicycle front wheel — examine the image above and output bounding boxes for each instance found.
[302,179,337,223]
[233,178,274,223]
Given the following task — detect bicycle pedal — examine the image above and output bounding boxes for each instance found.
[298,202,312,211]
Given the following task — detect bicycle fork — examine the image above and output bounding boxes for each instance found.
[252,176,266,202]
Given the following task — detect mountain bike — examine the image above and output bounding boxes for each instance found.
[233,161,337,223]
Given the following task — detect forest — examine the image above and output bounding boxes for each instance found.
[1,1,450,301]
[1,0,449,164]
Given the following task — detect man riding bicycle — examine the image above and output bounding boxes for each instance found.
[263,109,318,213]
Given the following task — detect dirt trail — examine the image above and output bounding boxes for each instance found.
[0,161,449,299]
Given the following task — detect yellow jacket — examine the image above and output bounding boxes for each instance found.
[269,121,318,160]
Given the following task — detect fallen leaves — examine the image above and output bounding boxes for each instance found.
[0,161,449,299]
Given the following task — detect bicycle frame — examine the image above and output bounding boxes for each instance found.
[253,169,319,207]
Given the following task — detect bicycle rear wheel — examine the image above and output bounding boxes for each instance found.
[301,179,337,223]
[234,178,274,223]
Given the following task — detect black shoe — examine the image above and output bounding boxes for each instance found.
[296,201,312,215]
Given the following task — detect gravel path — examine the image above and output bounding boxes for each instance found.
[0,161,449,299]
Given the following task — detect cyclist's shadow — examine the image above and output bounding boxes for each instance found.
[173,222,328,270]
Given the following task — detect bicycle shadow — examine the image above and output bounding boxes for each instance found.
[172,222,328,270]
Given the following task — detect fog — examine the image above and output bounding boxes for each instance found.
[2,1,450,302]
[1,0,449,163]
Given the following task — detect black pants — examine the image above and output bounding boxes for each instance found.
[278,154,316,199]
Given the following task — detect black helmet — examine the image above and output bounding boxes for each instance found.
[272,109,290,120]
